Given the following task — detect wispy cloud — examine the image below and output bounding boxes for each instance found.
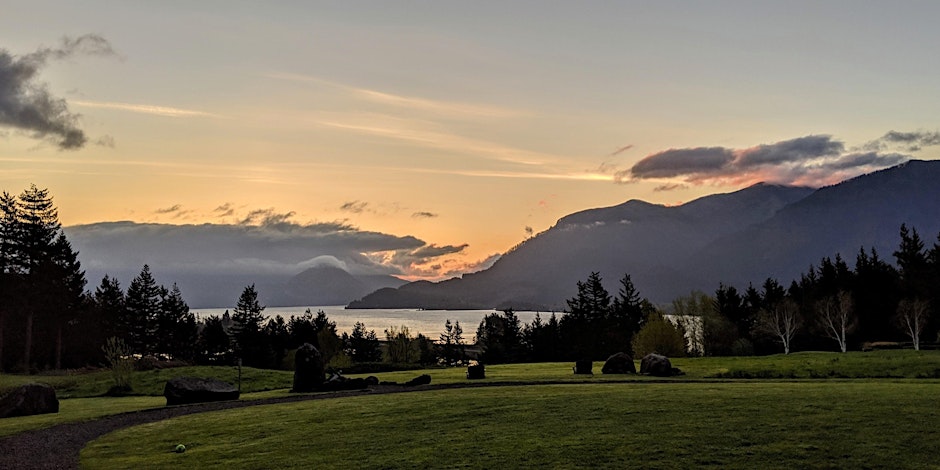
[71,100,221,118]
[340,200,369,214]
[267,72,525,118]
[412,211,438,219]
[860,129,940,153]
[155,204,183,214]
[610,144,634,156]
[0,34,118,149]
[315,118,553,166]
[618,134,910,188]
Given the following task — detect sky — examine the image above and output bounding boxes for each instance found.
[3,1,940,282]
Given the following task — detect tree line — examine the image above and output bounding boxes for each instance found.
[475,224,940,362]
[3,185,938,372]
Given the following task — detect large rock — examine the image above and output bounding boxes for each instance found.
[640,353,675,377]
[292,343,325,392]
[466,364,485,380]
[0,383,59,419]
[573,359,593,375]
[164,377,239,406]
[601,352,637,374]
[404,374,432,387]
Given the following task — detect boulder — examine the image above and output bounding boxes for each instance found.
[164,377,239,406]
[640,353,676,377]
[404,374,432,387]
[0,383,59,419]
[601,352,637,374]
[292,343,325,392]
[573,359,593,375]
[466,364,485,380]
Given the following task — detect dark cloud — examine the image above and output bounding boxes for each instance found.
[882,130,940,146]
[861,130,940,153]
[654,183,688,192]
[524,226,534,237]
[624,147,735,180]
[239,208,297,226]
[65,220,427,281]
[155,204,183,214]
[340,200,368,214]
[386,243,469,275]
[411,211,438,219]
[736,135,843,166]
[621,134,909,187]
[820,152,907,171]
[0,34,117,149]
[213,203,235,217]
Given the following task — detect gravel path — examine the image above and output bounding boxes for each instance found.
[0,385,429,470]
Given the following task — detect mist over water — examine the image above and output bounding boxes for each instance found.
[191,306,558,339]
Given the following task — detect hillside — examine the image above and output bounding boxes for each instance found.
[351,160,940,309]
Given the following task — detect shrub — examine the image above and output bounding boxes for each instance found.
[102,337,134,395]
[632,312,686,358]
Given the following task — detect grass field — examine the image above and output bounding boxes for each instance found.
[80,381,940,469]
[4,350,940,467]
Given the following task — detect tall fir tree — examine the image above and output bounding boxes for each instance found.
[156,283,197,360]
[230,284,266,367]
[124,265,162,354]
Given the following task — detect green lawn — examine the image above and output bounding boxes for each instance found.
[5,350,940,445]
[81,381,940,469]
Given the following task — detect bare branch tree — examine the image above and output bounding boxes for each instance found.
[755,299,802,354]
[816,291,857,353]
[896,298,930,351]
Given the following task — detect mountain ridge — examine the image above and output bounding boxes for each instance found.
[350,160,940,309]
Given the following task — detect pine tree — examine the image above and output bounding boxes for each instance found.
[196,315,231,364]
[609,273,647,354]
[156,283,197,359]
[230,284,266,367]
[124,265,162,354]
[347,321,381,363]
[94,275,126,341]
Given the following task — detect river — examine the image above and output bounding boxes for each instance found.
[191,306,562,340]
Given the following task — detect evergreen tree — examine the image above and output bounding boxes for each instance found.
[124,265,162,354]
[853,247,900,342]
[44,233,87,368]
[346,321,382,363]
[196,314,231,364]
[94,275,125,341]
[522,312,562,362]
[156,283,197,360]
[609,273,647,354]
[287,309,318,348]
[561,272,611,360]
[230,284,266,367]
[263,315,290,368]
[0,186,89,371]
[476,309,522,364]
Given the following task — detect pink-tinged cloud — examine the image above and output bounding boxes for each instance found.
[618,134,910,189]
